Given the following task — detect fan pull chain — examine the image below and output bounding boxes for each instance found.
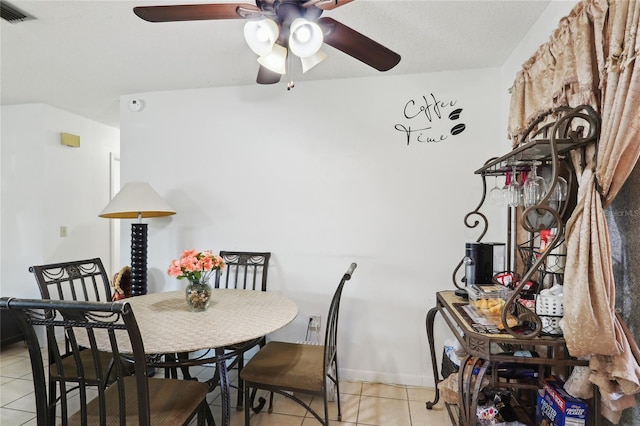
[287,49,295,91]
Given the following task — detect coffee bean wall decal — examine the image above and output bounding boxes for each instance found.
[451,123,466,135]
[449,108,463,120]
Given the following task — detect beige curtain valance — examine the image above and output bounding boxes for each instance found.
[508,1,602,144]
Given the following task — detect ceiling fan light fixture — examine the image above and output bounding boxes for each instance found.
[257,43,288,75]
[244,19,279,56]
[300,49,327,73]
[289,18,323,58]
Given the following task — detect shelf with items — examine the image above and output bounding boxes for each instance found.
[514,235,567,337]
[425,291,593,426]
[517,236,566,284]
[443,386,535,426]
[455,105,600,340]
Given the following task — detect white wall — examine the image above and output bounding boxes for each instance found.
[120,68,508,386]
[0,104,120,299]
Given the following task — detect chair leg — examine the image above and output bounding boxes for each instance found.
[236,353,244,410]
[203,402,215,426]
[323,391,330,426]
[268,391,274,413]
[249,388,267,414]
[59,382,69,422]
[47,380,57,426]
[197,400,208,426]
[334,357,342,421]
[244,383,251,425]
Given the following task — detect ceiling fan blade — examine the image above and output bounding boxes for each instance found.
[133,4,260,22]
[303,0,354,10]
[318,17,400,72]
[256,66,282,84]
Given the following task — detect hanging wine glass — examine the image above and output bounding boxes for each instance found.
[523,162,548,208]
[550,176,568,202]
[489,175,505,206]
[501,172,510,194]
[506,165,522,207]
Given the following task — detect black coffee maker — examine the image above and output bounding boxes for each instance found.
[464,242,506,286]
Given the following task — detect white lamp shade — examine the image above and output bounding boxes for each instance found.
[244,19,279,56]
[289,18,323,58]
[99,182,176,219]
[257,43,287,75]
[300,49,327,73]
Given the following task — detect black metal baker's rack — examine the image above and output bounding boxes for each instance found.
[454,104,600,338]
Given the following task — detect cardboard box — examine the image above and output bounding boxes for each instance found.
[536,378,587,426]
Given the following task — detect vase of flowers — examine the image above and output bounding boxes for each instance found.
[167,249,225,312]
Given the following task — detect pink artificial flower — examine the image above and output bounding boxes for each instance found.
[167,249,225,282]
[167,260,182,278]
[200,256,214,271]
[181,249,198,258]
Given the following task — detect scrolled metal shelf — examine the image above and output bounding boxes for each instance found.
[474,105,600,177]
[456,105,600,338]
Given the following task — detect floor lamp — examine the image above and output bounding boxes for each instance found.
[99,182,176,296]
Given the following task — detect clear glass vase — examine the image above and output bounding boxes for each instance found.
[185,278,211,312]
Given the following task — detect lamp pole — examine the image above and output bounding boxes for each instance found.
[130,214,148,296]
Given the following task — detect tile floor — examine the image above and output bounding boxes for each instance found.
[0,341,451,425]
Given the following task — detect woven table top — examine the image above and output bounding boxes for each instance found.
[87,289,298,355]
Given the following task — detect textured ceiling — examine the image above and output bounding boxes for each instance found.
[1,0,550,128]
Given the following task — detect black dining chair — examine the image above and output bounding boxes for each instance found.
[30,258,113,303]
[0,297,210,426]
[241,262,357,425]
[29,258,123,423]
[215,251,271,292]
[194,251,271,410]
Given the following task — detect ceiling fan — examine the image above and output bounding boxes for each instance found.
[133,0,401,85]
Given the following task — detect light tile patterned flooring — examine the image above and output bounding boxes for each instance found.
[0,342,451,425]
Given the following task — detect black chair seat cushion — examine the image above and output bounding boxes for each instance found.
[67,376,208,425]
[241,342,324,393]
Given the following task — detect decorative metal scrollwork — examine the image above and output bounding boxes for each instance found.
[452,159,494,289]
[467,336,489,354]
[499,104,600,338]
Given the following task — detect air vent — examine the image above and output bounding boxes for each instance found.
[1,1,33,23]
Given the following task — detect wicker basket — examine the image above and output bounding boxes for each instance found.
[536,294,564,316]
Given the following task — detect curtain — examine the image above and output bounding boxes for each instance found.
[508,1,640,423]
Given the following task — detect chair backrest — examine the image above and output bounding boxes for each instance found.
[215,251,271,291]
[29,258,112,302]
[0,297,151,425]
[323,263,357,377]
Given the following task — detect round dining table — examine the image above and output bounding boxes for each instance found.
[98,289,298,426]
[123,288,298,354]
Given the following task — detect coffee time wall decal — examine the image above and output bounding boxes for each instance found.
[395,93,466,145]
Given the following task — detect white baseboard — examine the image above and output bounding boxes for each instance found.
[338,368,437,389]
